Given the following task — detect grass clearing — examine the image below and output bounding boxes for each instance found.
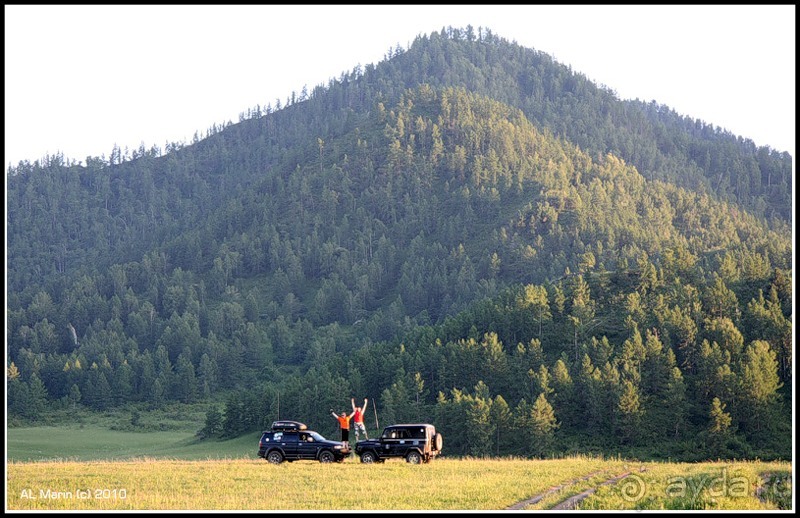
[8,456,791,511]
[7,426,260,462]
[8,456,624,510]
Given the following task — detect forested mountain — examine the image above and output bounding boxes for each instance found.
[6,27,792,460]
[376,27,793,222]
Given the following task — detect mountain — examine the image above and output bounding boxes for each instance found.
[369,27,794,221]
[6,27,791,460]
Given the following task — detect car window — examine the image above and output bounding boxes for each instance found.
[410,428,426,439]
[283,432,299,443]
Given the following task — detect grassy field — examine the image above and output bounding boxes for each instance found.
[6,456,628,510]
[6,424,792,510]
[7,426,259,462]
[7,456,791,510]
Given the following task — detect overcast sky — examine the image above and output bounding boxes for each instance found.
[4,5,796,169]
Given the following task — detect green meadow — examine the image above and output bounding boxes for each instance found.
[7,425,258,462]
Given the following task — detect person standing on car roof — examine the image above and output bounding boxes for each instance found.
[330,408,355,446]
[351,397,369,440]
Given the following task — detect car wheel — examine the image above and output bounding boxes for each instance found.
[360,451,377,463]
[433,433,443,451]
[266,450,284,464]
[406,451,422,464]
[318,450,335,463]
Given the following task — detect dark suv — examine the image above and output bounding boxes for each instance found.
[258,420,351,464]
[355,423,443,464]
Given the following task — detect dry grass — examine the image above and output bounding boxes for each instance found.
[8,456,621,510]
[7,456,791,510]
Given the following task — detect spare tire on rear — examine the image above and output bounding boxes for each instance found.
[433,432,443,451]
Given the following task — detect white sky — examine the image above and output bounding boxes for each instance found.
[4,5,796,168]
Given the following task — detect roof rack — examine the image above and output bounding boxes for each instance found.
[271,420,307,431]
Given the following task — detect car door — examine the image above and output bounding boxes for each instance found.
[385,428,411,458]
[277,431,299,459]
[296,432,316,460]
[379,428,396,457]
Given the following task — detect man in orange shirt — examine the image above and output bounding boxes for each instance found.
[351,397,369,440]
[330,408,355,446]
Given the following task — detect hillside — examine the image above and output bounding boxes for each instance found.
[7,28,792,295]
[6,28,792,461]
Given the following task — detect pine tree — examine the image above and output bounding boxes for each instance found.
[568,275,596,360]
[150,378,165,409]
[466,394,493,457]
[531,364,554,398]
[529,392,558,456]
[738,340,782,437]
[616,379,642,444]
[26,373,48,420]
[522,284,551,339]
[708,397,732,455]
[68,383,82,410]
[490,394,512,456]
[663,367,686,438]
[200,406,224,439]
[8,375,30,419]
[176,355,197,403]
[198,353,219,398]
[551,358,575,426]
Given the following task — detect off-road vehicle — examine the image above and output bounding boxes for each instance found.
[355,423,442,464]
[258,420,351,464]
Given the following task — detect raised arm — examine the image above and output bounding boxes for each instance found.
[351,398,356,411]
[362,398,369,412]
[330,410,338,419]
